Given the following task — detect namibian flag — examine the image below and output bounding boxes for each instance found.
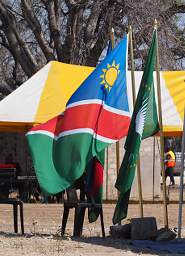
[26,35,130,195]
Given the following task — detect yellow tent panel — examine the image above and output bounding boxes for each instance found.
[34,61,94,123]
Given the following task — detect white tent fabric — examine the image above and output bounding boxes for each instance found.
[0,63,50,123]
[0,61,184,135]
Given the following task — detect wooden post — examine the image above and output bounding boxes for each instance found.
[110,28,120,197]
[128,26,144,218]
[106,147,109,200]
[152,137,156,201]
[110,28,115,48]
[154,19,168,229]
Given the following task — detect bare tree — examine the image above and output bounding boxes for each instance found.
[0,0,185,95]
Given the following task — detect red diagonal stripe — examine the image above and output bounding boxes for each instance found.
[30,104,130,140]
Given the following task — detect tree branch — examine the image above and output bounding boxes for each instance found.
[85,0,115,66]
[21,0,55,62]
[42,0,63,61]
[159,3,185,20]
[0,0,39,77]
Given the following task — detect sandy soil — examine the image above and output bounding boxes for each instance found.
[0,202,184,256]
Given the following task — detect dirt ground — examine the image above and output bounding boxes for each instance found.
[0,202,185,256]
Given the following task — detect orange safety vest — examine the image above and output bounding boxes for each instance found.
[166,150,176,168]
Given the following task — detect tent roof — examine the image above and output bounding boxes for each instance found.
[0,61,184,136]
[0,61,93,132]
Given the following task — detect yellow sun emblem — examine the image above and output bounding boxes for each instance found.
[100,60,120,91]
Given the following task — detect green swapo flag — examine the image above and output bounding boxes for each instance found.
[113,29,160,225]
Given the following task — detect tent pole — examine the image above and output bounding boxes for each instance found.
[129,25,144,217]
[154,19,168,228]
[178,106,185,238]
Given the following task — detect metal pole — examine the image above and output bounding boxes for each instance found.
[129,26,144,217]
[178,106,185,238]
[154,19,168,228]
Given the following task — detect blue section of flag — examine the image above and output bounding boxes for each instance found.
[67,35,129,113]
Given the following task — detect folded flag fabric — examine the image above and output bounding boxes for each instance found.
[26,34,130,195]
[85,152,104,223]
[113,29,160,224]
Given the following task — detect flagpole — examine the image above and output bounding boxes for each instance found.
[129,26,144,218]
[106,147,109,200]
[110,27,115,48]
[152,137,156,201]
[110,28,120,199]
[154,19,168,229]
[178,106,185,238]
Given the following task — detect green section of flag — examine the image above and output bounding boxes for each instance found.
[28,131,106,223]
[27,132,108,195]
[113,30,159,224]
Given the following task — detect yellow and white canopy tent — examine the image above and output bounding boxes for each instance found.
[0,61,93,132]
[0,60,184,136]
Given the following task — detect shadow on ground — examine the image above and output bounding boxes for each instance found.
[70,236,185,255]
[0,230,185,255]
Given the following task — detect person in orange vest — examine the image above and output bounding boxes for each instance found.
[165,148,176,186]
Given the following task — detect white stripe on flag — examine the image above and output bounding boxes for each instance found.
[26,130,55,139]
[103,104,130,117]
[26,128,117,144]
[66,99,130,117]
[66,99,102,109]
